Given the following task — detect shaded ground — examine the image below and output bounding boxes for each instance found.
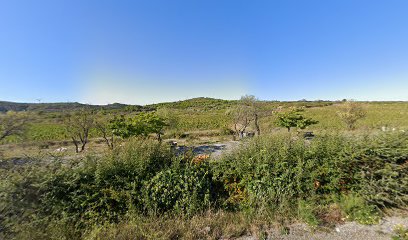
[176,141,240,158]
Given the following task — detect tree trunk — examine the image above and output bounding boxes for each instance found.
[72,137,79,153]
[102,133,114,149]
[80,137,87,152]
[254,113,261,136]
[81,142,86,152]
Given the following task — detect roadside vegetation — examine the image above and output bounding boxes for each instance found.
[1,97,408,239]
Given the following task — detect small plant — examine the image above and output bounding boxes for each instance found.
[338,194,381,225]
[298,200,320,227]
[392,224,408,240]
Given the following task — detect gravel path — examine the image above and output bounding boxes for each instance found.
[234,216,408,240]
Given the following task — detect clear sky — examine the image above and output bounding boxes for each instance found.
[1,0,407,104]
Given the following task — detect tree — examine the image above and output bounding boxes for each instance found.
[240,95,262,136]
[94,112,115,149]
[227,103,253,138]
[64,108,95,153]
[110,112,167,141]
[337,101,366,130]
[156,107,180,130]
[227,95,269,138]
[139,112,167,141]
[0,111,28,141]
[275,107,318,132]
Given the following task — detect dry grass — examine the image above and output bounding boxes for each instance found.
[83,209,300,240]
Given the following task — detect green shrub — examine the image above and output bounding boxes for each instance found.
[214,132,408,214]
[352,133,408,208]
[40,138,174,225]
[142,161,213,215]
[213,133,352,213]
[3,132,408,239]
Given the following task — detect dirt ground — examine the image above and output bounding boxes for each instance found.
[233,215,408,240]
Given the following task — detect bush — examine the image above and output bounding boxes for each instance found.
[213,132,408,215]
[39,138,174,227]
[142,161,213,215]
[352,133,408,208]
[3,132,408,238]
[213,133,352,213]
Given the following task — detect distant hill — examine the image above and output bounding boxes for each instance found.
[0,101,144,113]
[147,97,236,110]
[2,97,372,113]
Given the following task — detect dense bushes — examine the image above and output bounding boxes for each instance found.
[40,139,186,224]
[1,132,408,239]
[0,138,219,238]
[213,132,408,214]
[353,133,408,207]
[213,134,349,211]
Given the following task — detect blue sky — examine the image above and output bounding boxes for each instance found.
[0,0,407,104]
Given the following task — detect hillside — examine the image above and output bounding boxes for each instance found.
[0,101,142,113]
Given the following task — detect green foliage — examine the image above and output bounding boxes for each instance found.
[0,111,28,142]
[3,132,408,238]
[25,123,68,141]
[297,200,320,226]
[110,112,167,140]
[4,101,408,144]
[148,97,235,111]
[338,194,380,225]
[275,107,318,132]
[142,162,213,215]
[353,133,408,208]
[40,139,173,224]
[213,133,351,212]
[214,132,408,215]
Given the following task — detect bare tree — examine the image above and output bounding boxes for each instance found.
[64,108,95,153]
[94,113,115,149]
[227,101,254,138]
[240,95,263,136]
[0,111,28,141]
[337,100,366,130]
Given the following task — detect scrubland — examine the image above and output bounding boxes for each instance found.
[1,98,408,239]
